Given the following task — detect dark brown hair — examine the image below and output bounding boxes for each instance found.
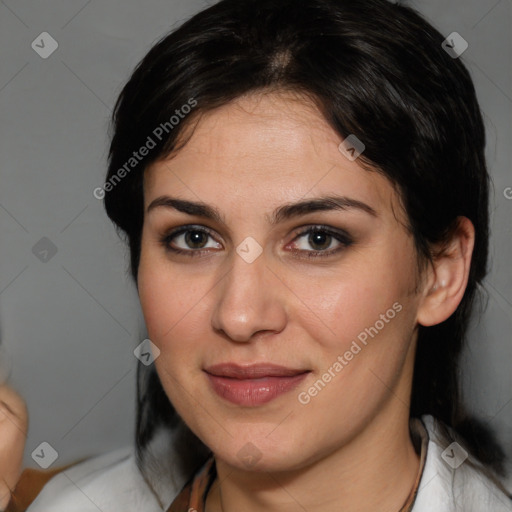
[104,0,507,480]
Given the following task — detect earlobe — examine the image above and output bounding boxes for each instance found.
[416,217,475,327]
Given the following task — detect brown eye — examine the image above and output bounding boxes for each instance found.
[289,226,353,258]
[160,225,222,256]
[184,230,209,249]
[307,230,333,251]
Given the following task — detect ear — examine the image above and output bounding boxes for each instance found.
[416,216,475,327]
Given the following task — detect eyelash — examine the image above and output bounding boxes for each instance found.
[159,225,353,259]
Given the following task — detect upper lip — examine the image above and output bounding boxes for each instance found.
[204,363,309,379]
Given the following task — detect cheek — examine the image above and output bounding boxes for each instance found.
[137,246,214,372]
[289,239,418,357]
[137,263,206,409]
[291,277,416,443]
[138,237,196,339]
[307,248,418,399]
[137,268,170,341]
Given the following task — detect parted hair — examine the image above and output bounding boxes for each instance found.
[104,0,507,482]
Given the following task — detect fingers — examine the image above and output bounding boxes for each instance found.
[0,386,28,510]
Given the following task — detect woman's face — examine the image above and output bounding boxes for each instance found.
[138,92,425,472]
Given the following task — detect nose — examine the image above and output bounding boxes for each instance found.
[210,248,288,343]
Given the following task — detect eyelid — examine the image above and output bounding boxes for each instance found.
[161,224,221,250]
[160,223,353,258]
[286,224,353,255]
[291,224,352,242]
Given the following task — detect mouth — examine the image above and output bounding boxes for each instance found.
[204,363,310,406]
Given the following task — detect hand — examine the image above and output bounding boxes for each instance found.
[0,386,28,510]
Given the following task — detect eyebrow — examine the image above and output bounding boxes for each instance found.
[147,194,377,225]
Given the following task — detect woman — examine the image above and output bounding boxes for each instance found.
[22,0,512,510]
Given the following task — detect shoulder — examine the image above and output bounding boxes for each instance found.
[25,446,174,512]
[412,415,512,512]
[22,425,190,512]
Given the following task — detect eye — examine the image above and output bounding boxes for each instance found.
[289,226,353,258]
[160,226,221,256]
[160,224,352,259]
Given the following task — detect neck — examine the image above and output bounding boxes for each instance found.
[206,404,420,512]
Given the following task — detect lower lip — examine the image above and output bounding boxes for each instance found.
[206,372,309,406]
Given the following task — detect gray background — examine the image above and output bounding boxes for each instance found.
[1,0,511,483]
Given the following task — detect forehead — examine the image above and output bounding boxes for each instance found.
[143,92,401,222]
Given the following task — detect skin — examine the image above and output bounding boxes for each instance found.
[137,91,474,512]
[0,385,28,510]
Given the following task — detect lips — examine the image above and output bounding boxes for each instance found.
[205,363,308,379]
[204,363,310,406]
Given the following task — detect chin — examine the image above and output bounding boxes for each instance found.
[210,432,314,473]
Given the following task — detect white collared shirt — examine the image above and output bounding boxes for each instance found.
[26,415,512,512]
